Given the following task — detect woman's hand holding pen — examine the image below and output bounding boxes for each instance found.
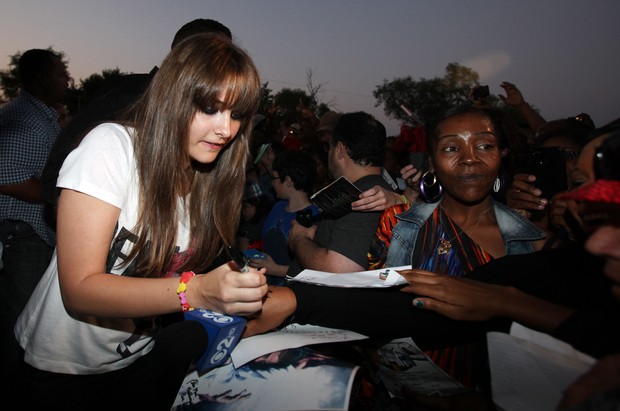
[188,261,268,317]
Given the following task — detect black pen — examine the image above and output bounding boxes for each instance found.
[228,246,250,273]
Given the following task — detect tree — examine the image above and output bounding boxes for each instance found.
[79,68,126,104]
[0,53,21,100]
[258,82,274,115]
[305,68,321,108]
[256,69,333,125]
[373,62,492,126]
[273,87,312,124]
[0,47,70,100]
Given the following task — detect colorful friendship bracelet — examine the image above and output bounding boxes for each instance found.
[176,271,196,312]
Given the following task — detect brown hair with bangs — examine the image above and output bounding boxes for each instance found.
[124,33,260,278]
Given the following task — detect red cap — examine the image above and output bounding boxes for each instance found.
[560,180,620,205]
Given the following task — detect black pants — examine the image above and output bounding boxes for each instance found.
[15,320,208,411]
[0,220,53,382]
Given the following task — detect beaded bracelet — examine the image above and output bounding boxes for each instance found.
[401,194,409,205]
[176,271,196,312]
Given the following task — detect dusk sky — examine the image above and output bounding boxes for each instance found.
[1,0,619,136]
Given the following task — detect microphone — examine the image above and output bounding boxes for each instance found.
[184,309,246,372]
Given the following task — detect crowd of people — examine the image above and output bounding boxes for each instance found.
[1,17,618,411]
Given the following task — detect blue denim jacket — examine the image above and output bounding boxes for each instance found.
[385,199,546,268]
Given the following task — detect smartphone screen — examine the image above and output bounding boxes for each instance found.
[528,147,568,199]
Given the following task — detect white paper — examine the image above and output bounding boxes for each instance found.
[488,324,596,411]
[509,322,596,364]
[287,265,411,288]
[231,323,368,368]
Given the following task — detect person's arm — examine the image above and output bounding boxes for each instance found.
[0,177,45,203]
[401,269,573,334]
[250,252,288,277]
[0,118,47,203]
[56,189,268,319]
[499,81,546,132]
[399,164,422,200]
[351,166,422,212]
[245,282,501,348]
[243,285,297,337]
[558,353,620,410]
[351,185,404,212]
[288,220,364,273]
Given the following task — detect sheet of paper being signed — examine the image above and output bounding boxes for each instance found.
[286,265,412,288]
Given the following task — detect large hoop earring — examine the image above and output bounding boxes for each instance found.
[419,171,443,203]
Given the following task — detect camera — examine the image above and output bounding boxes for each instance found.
[472,85,490,100]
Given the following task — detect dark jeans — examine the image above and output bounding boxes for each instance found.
[14,320,208,410]
[0,219,53,382]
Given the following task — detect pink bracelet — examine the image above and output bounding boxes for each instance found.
[176,271,196,312]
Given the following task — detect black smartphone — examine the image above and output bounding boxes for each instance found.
[410,152,428,172]
[527,147,568,199]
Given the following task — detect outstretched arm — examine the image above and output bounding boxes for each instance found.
[288,220,364,273]
[243,286,297,337]
[400,269,573,334]
[244,281,504,349]
[499,81,546,132]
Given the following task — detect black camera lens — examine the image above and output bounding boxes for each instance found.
[295,209,316,227]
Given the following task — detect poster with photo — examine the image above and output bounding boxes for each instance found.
[173,346,359,411]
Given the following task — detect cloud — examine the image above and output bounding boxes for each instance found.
[461,51,512,81]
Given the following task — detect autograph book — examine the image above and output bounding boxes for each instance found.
[310,176,362,219]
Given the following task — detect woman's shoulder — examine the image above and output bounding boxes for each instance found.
[393,201,437,224]
[378,202,418,235]
[493,200,546,240]
[77,122,131,147]
[85,122,133,140]
[75,123,135,158]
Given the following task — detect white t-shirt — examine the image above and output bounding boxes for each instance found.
[15,123,191,374]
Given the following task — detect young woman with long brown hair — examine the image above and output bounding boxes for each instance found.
[14,33,267,409]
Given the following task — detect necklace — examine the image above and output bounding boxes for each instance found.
[437,206,493,255]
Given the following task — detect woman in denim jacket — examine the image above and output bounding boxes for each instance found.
[369,106,546,273]
[366,106,546,390]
